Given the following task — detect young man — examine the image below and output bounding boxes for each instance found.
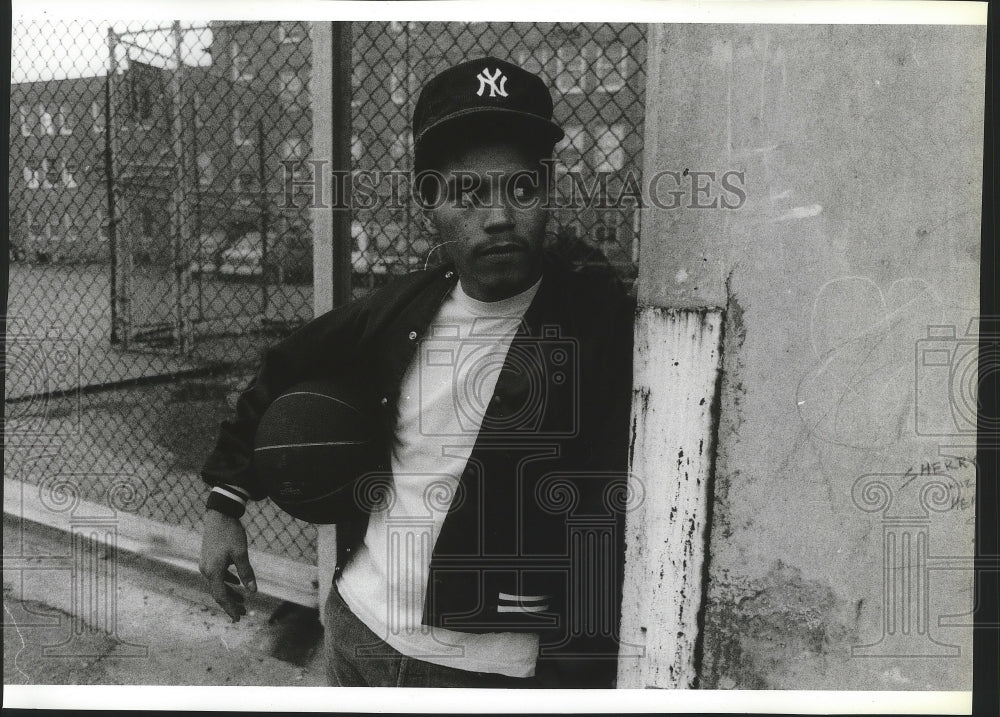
[199,56,635,688]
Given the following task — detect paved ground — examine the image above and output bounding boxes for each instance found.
[6,263,321,567]
[6,263,314,398]
[3,514,326,686]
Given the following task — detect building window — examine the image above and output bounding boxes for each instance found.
[389,135,406,164]
[62,215,78,242]
[30,214,46,239]
[43,157,62,188]
[57,104,73,135]
[237,171,260,192]
[24,161,42,189]
[388,21,414,34]
[62,160,79,188]
[515,47,555,80]
[91,150,107,179]
[555,47,586,95]
[128,77,154,125]
[559,124,588,174]
[37,104,55,136]
[594,124,627,174]
[197,152,214,186]
[19,105,32,137]
[277,22,306,44]
[279,137,309,179]
[193,92,205,128]
[277,69,307,111]
[140,208,156,237]
[389,132,409,163]
[390,65,408,105]
[232,108,254,146]
[91,101,106,133]
[231,40,254,82]
[594,44,629,93]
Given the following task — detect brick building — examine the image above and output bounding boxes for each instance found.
[9,21,643,276]
[9,75,110,262]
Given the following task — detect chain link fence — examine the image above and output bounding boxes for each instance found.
[7,18,645,571]
[351,21,644,287]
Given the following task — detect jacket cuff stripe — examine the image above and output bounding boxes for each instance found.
[497,604,548,613]
[214,485,249,504]
[206,489,247,519]
[498,592,548,602]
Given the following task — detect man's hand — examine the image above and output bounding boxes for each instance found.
[199,509,258,622]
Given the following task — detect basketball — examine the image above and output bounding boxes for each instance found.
[254,377,384,524]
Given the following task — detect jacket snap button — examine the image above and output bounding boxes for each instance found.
[408,330,418,340]
[380,396,388,406]
[445,271,454,279]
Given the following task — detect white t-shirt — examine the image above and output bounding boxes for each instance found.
[336,276,543,677]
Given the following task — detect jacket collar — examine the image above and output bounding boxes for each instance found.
[434,252,576,338]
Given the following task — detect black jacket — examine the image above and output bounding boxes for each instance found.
[201,254,636,687]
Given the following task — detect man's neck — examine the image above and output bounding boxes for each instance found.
[457,269,544,302]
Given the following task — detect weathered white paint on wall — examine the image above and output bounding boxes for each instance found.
[618,307,724,688]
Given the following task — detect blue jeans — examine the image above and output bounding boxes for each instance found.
[323,581,541,688]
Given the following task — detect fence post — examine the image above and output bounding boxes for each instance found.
[168,20,194,355]
[104,70,119,345]
[107,28,131,350]
[310,20,354,621]
[258,119,270,316]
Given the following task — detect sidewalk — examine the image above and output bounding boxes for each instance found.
[3,514,327,686]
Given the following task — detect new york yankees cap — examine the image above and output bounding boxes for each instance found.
[412,56,565,151]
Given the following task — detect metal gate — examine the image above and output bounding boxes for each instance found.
[349,21,645,294]
[107,22,314,361]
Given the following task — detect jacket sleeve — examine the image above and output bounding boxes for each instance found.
[200,296,372,513]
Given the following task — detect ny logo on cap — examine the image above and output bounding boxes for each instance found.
[475,67,509,98]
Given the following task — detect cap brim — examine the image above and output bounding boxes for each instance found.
[416,107,565,149]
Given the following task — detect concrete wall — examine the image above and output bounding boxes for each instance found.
[638,24,983,689]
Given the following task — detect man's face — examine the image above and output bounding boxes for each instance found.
[423,140,550,302]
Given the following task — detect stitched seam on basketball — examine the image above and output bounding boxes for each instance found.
[254,441,368,451]
[273,391,362,413]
